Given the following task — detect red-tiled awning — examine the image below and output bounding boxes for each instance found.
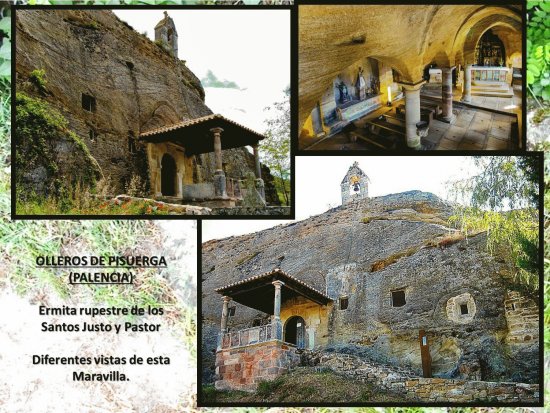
[215,269,333,314]
[139,114,265,155]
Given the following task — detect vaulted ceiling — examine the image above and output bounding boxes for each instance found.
[298,4,522,129]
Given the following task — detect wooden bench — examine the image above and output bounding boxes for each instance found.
[348,131,397,150]
[393,106,434,125]
[367,118,406,136]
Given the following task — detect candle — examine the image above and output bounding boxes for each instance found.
[387,86,392,103]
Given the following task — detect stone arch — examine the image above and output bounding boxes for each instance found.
[141,102,180,132]
[284,315,306,349]
[453,14,521,65]
[300,55,409,133]
[161,153,177,196]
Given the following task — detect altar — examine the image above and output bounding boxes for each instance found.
[471,66,511,84]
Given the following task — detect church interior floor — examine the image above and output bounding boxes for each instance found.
[304,87,519,151]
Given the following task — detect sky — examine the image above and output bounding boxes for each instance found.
[202,156,483,242]
[113,10,290,133]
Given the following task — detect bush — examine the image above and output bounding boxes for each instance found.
[29,69,47,93]
[527,0,550,101]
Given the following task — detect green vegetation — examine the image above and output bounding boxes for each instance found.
[448,157,539,298]
[202,368,397,404]
[15,92,100,207]
[29,69,48,93]
[25,0,282,4]
[262,87,290,206]
[527,0,550,103]
[16,195,172,216]
[0,7,10,87]
[201,70,242,90]
[235,251,260,266]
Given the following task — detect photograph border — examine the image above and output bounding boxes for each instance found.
[197,151,544,408]
[10,2,295,221]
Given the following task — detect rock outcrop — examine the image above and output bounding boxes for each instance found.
[202,191,539,385]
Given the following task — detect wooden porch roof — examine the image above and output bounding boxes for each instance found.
[215,268,333,315]
[139,114,265,155]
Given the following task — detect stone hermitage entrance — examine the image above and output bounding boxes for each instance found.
[284,316,306,349]
[213,269,333,391]
[160,153,176,196]
[140,114,266,207]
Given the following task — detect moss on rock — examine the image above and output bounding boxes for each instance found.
[15,92,101,200]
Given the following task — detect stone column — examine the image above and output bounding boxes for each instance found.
[252,144,262,179]
[272,280,284,340]
[210,127,226,197]
[402,82,425,150]
[461,64,472,103]
[441,67,456,123]
[220,296,231,333]
[252,143,265,201]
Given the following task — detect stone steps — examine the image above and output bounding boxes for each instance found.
[471,83,513,98]
[301,350,539,403]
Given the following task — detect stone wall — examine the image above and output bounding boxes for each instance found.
[504,290,539,344]
[215,340,301,392]
[280,296,331,350]
[316,352,539,403]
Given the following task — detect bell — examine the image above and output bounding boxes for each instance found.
[353,183,360,192]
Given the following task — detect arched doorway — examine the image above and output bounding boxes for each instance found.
[161,153,176,196]
[284,316,306,349]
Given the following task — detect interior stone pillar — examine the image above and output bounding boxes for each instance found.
[272,280,284,340]
[252,143,265,201]
[220,296,231,333]
[210,127,226,197]
[461,64,472,103]
[402,82,425,150]
[441,67,456,123]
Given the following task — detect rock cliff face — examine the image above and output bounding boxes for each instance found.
[201,191,538,384]
[15,9,279,203]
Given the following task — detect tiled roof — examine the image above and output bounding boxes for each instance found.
[139,114,264,139]
[215,268,332,301]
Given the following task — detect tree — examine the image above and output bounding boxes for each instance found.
[448,156,540,298]
[261,87,290,205]
[450,156,539,210]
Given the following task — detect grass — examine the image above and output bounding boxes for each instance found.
[235,251,260,266]
[370,247,420,272]
[202,367,402,404]
[16,196,173,215]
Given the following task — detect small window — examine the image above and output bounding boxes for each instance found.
[391,290,406,307]
[128,137,137,154]
[511,303,516,311]
[460,304,469,315]
[228,307,235,317]
[82,94,96,112]
[89,129,96,143]
[339,297,348,310]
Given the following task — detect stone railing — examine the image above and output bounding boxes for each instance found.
[218,323,273,350]
[225,177,243,199]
